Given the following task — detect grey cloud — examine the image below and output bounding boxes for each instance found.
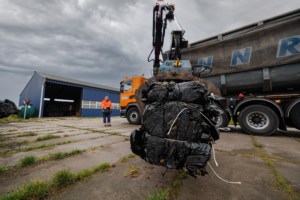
[0,0,299,104]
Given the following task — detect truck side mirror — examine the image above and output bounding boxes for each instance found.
[120,81,124,93]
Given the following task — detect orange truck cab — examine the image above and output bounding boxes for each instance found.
[120,76,146,124]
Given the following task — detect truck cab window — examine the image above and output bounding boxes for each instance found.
[124,80,132,92]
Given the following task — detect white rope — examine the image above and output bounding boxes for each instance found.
[212,145,219,167]
[199,112,217,126]
[167,108,188,136]
[219,127,231,132]
[165,107,240,184]
[207,162,242,185]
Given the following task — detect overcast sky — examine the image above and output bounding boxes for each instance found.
[0,0,300,105]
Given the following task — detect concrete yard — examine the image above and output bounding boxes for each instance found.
[0,117,300,199]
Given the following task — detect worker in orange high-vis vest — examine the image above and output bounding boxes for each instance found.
[101,96,113,126]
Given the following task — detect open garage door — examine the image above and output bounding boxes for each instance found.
[43,82,82,117]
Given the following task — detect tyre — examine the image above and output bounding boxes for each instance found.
[239,105,279,136]
[127,107,141,125]
[290,103,300,130]
[216,111,230,128]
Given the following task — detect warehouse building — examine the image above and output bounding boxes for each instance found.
[19,71,120,117]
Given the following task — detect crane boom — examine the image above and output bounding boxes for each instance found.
[151,1,189,79]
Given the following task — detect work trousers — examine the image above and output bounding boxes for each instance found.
[103,112,111,123]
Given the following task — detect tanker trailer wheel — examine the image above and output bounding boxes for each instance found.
[290,103,300,130]
[239,105,279,136]
[216,112,230,128]
[127,107,141,125]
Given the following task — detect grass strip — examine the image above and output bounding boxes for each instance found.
[2,133,106,156]
[0,180,50,200]
[16,132,38,137]
[1,139,119,175]
[36,134,61,141]
[0,140,29,149]
[61,126,127,138]
[21,140,82,152]
[0,162,111,200]
[75,162,111,180]
[146,171,186,200]
[0,115,38,124]
[2,142,115,174]
[47,149,83,160]
[250,136,299,200]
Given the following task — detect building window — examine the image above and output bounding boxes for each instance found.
[112,103,120,110]
[82,100,120,110]
[82,100,90,109]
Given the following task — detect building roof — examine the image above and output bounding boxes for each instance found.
[36,71,119,92]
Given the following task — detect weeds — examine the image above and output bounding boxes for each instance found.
[49,152,68,160]
[75,162,111,180]
[17,132,37,137]
[70,149,82,155]
[265,160,294,197]
[120,154,136,163]
[251,136,264,149]
[0,140,28,149]
[48,149,82,160]
[56,131,64,134]
[0,162,111,200]
[0,134,4,142]
[22,144,47,151]
[36,134,60,141]
[53,163,111,188]
[127,166,140,178]
[93,162,111,173]
[0,180,50,200]
[52,169,75,189]
[0,115,36,124]
[147,189,170,200]
[21,140,78,152]
[75,169,93,180]
[254,142,263,148]
[146,172,186,200]
[19,156,36,167]
[250,136,298,199]
[0,165,6,173]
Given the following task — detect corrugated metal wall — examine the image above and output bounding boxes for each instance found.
[20,72,120,118]
[82,87,120,117]
[19,72,45,116]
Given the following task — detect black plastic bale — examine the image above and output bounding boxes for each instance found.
[131,81,221,177]
[0,99,18,118]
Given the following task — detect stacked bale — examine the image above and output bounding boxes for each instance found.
[0,99,18,119]
[130,81,222,177]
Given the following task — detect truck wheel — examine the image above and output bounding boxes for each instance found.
[216,112,230,128]
[239,105,279,136]
[127,108,141,125]
[290,103,300,130]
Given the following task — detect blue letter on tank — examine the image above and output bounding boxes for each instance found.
[198,56,213,68]
[230,47,252,67]
[277,36,300,58]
